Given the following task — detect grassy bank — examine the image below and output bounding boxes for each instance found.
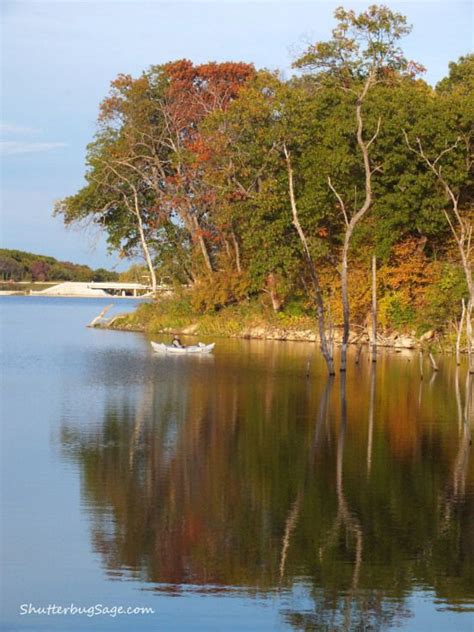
[0,282,57,294]
[110,295,317,339]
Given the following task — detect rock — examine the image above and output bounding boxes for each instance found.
[419,329,435,342]
[394,335,418,349]
[181,323,199,334]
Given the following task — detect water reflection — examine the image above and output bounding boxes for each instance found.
[59,344,474,628]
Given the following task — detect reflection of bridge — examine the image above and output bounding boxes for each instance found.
[30,281,173,298]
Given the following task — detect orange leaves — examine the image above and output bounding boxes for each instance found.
[99,96,122,121]
[382,237,435,295]
[186,139,212,163]
[98,73,149,122]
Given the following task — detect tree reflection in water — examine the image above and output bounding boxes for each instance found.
[59,346,474,629]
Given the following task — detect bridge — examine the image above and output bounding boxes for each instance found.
[86,282,153,297]
[30,281,173,298]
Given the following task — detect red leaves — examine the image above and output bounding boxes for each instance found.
[162,59,255,133]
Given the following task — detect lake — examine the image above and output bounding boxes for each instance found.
[1,296,473,631]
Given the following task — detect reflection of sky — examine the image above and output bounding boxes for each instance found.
[1,296,473,630]
[1,1,472,268]
[407,591,473,631]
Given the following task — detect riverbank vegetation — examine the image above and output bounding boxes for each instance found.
[55,6,473,371]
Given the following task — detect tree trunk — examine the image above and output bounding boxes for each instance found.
[367,363,375,476]
[103,165,158,293]
[429,352,439,372]
[266,273,283,312]
[456,299,466,367]
[231,231,242,273]
[467,299,473,373]
[192,216,213,274]
[284,144,335,375]
[340,235,350,371]
[371,255,377,362]
[328,77,378,372]
[135,207,157,292]
[126,188,156,292]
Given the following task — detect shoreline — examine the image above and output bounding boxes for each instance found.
[96,313,444,352]
[0,292,148,300]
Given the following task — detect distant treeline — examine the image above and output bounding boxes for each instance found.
[0,249,118,283]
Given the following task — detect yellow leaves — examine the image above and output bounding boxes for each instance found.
[191,271,250,313]
[380,238,436,298]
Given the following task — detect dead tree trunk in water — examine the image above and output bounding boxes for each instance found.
[456,299,467,367]
[429,352,439,372]
[371,255,377,362]
[327,85,380,371]
[284,144,335,375]
[327,76,380,372]
[367,363,376,476]
[466,300,473,373]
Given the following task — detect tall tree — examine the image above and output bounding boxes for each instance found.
[294,5,421,370]
[55,61,254,287]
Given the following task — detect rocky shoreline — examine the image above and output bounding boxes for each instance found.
[96,312,437,350]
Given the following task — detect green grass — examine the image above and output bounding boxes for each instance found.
[112,295,317,337]
[0,282,55,292]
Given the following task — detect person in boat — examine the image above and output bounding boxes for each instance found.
[171,335,183,348]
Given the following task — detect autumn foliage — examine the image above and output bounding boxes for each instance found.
[55,9,473,336]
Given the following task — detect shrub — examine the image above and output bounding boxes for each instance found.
[191,271,250,312]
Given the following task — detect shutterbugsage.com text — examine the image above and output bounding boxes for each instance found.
[19,603,155,618]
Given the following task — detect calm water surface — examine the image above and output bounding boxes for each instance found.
[1,297,473,631]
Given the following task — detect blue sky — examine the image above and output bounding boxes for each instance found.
[1,1,472,270]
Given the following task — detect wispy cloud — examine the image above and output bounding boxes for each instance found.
[0,122,42,135]
[0,121,66,155]
[1,141,67,156]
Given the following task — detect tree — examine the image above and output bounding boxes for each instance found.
[55,61,254,290]
[0,254,23,281]
[30,260,50,282]
[404,59,473,368]
[294,5,422,370]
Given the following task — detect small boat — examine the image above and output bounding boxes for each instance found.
[151,341,215,355]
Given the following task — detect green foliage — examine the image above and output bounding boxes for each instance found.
[423,264,467,329]
[118,264,149,284]
[293,5,414,80]
[379,293,416,329]
[436,54,474,94]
